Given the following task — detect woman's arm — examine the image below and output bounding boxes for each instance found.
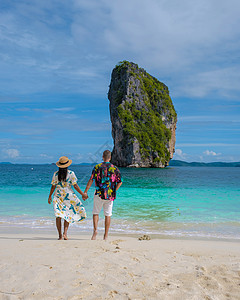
[73,184,88,200]
[48,185,56,204]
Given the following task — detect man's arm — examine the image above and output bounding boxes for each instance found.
[84,178,94,194]
[116,181,122,191]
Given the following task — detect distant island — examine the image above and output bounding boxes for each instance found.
[0,162,96,166]
[169,160,240,167]
[0,161,240,167]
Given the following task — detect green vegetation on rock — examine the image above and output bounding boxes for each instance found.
[115,61,177,163]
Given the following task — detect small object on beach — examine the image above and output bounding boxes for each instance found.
[19,239,24,242]
[116,246,120,249]
[49,266,53,269]
[138,235,151,241]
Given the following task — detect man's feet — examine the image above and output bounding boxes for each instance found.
[91,230,97,240]
[63,234,68,240]
[103,234,108,241]
[58,234,62,240]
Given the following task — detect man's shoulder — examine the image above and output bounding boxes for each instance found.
[108,163,120,173]
[92,163,103,173]
[94,162,103,169]
[94,162,120,172]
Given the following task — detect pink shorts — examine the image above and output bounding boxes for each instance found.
[92,194,113,216]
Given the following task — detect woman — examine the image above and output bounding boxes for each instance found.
[48,156,87,240]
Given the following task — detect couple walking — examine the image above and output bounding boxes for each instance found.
[48,150,122,240]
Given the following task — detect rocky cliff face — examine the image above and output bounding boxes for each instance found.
[108,61,177,168]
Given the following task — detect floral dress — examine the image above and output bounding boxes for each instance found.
[51,170,86,223]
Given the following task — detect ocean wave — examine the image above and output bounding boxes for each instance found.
[0,215,240,240]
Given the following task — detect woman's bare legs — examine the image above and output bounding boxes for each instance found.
[63,220,69,240]
[56,217,62,240]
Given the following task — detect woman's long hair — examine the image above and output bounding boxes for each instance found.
[58,167,68,182]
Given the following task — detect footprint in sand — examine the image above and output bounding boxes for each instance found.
[132,257,140,262]
[110,239,125,245]
[108,290,118,297]
[195,265,206,277]
[199,275,219,289]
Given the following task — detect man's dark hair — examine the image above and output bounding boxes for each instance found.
[103,150,111,160]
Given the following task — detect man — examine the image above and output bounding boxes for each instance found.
[84,150,122,240]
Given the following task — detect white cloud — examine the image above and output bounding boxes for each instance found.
[179,115,240,123]
[173,148,239,162]
[0,0,240,97]
[72,0,240,98]
[53,107,75,112]
[72,0,240,70]
[173,148,187,160]
[40,154,53,159]
[0,108,111,138]
[177,143,240,147]
[177,67,240,98]
[75,153,83,161]
[203,150,221,156]
[3,148,20,158]
[0,1,240,163]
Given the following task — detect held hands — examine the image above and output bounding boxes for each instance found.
[48,196,52,204]
[82,192,88,201]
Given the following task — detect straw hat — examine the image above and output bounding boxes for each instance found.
[56,156,72,168]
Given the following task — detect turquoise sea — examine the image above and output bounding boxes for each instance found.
[0,164,240,240]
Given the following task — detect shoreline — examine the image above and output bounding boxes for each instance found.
[1,214,240,242]
[1,232,240,244]
[1,226,240,243]
[0,233,239,299]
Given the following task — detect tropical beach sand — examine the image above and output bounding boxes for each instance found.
[0,233,240,300]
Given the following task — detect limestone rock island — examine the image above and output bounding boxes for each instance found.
[108,61,177,168]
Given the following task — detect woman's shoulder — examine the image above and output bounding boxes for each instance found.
[68,170,75,175]
[53,170,59,176]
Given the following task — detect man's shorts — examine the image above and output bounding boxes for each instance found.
[92,194,113,216]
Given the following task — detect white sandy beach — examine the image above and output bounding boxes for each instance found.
[0,233,240,300]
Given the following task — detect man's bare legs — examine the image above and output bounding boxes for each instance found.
[91,214,111,240]
[91,214,99,240]
[103,216,111,240]
[63,220,69,240]
[56,217,62,240]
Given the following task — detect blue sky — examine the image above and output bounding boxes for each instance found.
[0,0,240,163]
